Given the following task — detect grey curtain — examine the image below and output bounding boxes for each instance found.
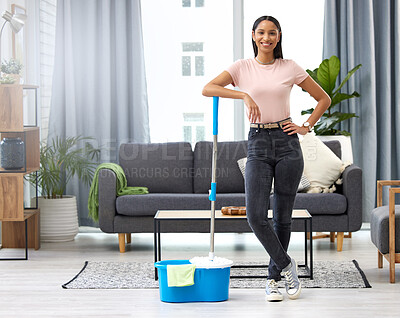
[323,0,399,221]
[49,0,150,226]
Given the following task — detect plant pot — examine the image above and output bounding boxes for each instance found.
[37,195,79,242]
[8,73,21,84]
[317,135,353,163]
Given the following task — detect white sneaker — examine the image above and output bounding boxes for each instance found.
[265,279,283,302]
[282,258,302,300]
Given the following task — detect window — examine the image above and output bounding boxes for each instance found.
[195,56,204,76]
[182,56,191,76]
[196,0,205,8]
[142,0,234,144]
[183,113,205,144]
[182,42,204,76]
[182,0,205,8]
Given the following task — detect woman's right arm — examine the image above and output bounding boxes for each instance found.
[202,71,261,123]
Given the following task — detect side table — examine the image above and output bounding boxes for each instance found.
[153,209,313,280]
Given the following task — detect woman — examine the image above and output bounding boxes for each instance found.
[202,16,330,301]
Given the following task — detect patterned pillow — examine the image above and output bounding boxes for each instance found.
[237,157,310,193]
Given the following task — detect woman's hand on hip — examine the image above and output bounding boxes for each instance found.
[282,122,309,135]
[243,94,261,123]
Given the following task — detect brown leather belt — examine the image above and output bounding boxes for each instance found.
[250,118,292,129]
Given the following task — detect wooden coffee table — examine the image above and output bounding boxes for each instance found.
[154,209,313,280]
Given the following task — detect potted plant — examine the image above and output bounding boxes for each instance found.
[0,74,16,84]
[28,136,101,242]
[1,58,23,84]
[302,55,362,162]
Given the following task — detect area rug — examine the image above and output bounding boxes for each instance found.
[62,260,371,289]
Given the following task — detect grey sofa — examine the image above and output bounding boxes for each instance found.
[98,140,362,252]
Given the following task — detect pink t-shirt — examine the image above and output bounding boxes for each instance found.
[226,58,308,123]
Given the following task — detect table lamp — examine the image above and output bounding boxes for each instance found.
[0,10,27,77]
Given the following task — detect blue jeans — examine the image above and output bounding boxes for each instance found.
[245,125,304,281]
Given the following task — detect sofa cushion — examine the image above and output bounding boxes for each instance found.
[300,134,348,193]
[269,193,347,215]
[323,140,341,159]
[370,205,400,254]
[193,141,247,193]
[116,193,246,216]
[119,142,194,193]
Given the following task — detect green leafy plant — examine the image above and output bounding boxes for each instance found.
[1,58,23,74]
[29,136,101,199]
[302,55,362,136]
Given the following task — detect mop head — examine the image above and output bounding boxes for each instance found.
[189,256,233,269]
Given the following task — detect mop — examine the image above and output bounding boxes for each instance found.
[154,97,233,303]
[189,96,233,269]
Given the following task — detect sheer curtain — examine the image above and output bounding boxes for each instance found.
[48,0,149,226]
[323,0,399,221]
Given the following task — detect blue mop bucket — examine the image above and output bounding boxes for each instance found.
[154,260,231,303]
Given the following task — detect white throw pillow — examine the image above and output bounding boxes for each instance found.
[300,133,350,193]
[237,157,310,193]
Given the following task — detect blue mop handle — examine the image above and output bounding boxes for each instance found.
[208,96,219,202]
[212,96,219,135]
[209,182,216,201]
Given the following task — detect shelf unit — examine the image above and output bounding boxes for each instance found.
[0,84,40,257]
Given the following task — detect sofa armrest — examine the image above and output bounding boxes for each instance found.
[342,164,363,232]
[98,169,118,233]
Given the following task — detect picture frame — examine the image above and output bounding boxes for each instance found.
[11,4,26,78]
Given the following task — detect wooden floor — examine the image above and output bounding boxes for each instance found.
[0,225,399,318]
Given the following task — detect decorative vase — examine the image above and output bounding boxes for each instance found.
[37,195,79,242]
[0,137,25,170]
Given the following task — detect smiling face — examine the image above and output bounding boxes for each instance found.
[252,20,280,58]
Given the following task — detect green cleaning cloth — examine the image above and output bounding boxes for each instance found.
[167,264,196,287]
[88,163,149,222]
